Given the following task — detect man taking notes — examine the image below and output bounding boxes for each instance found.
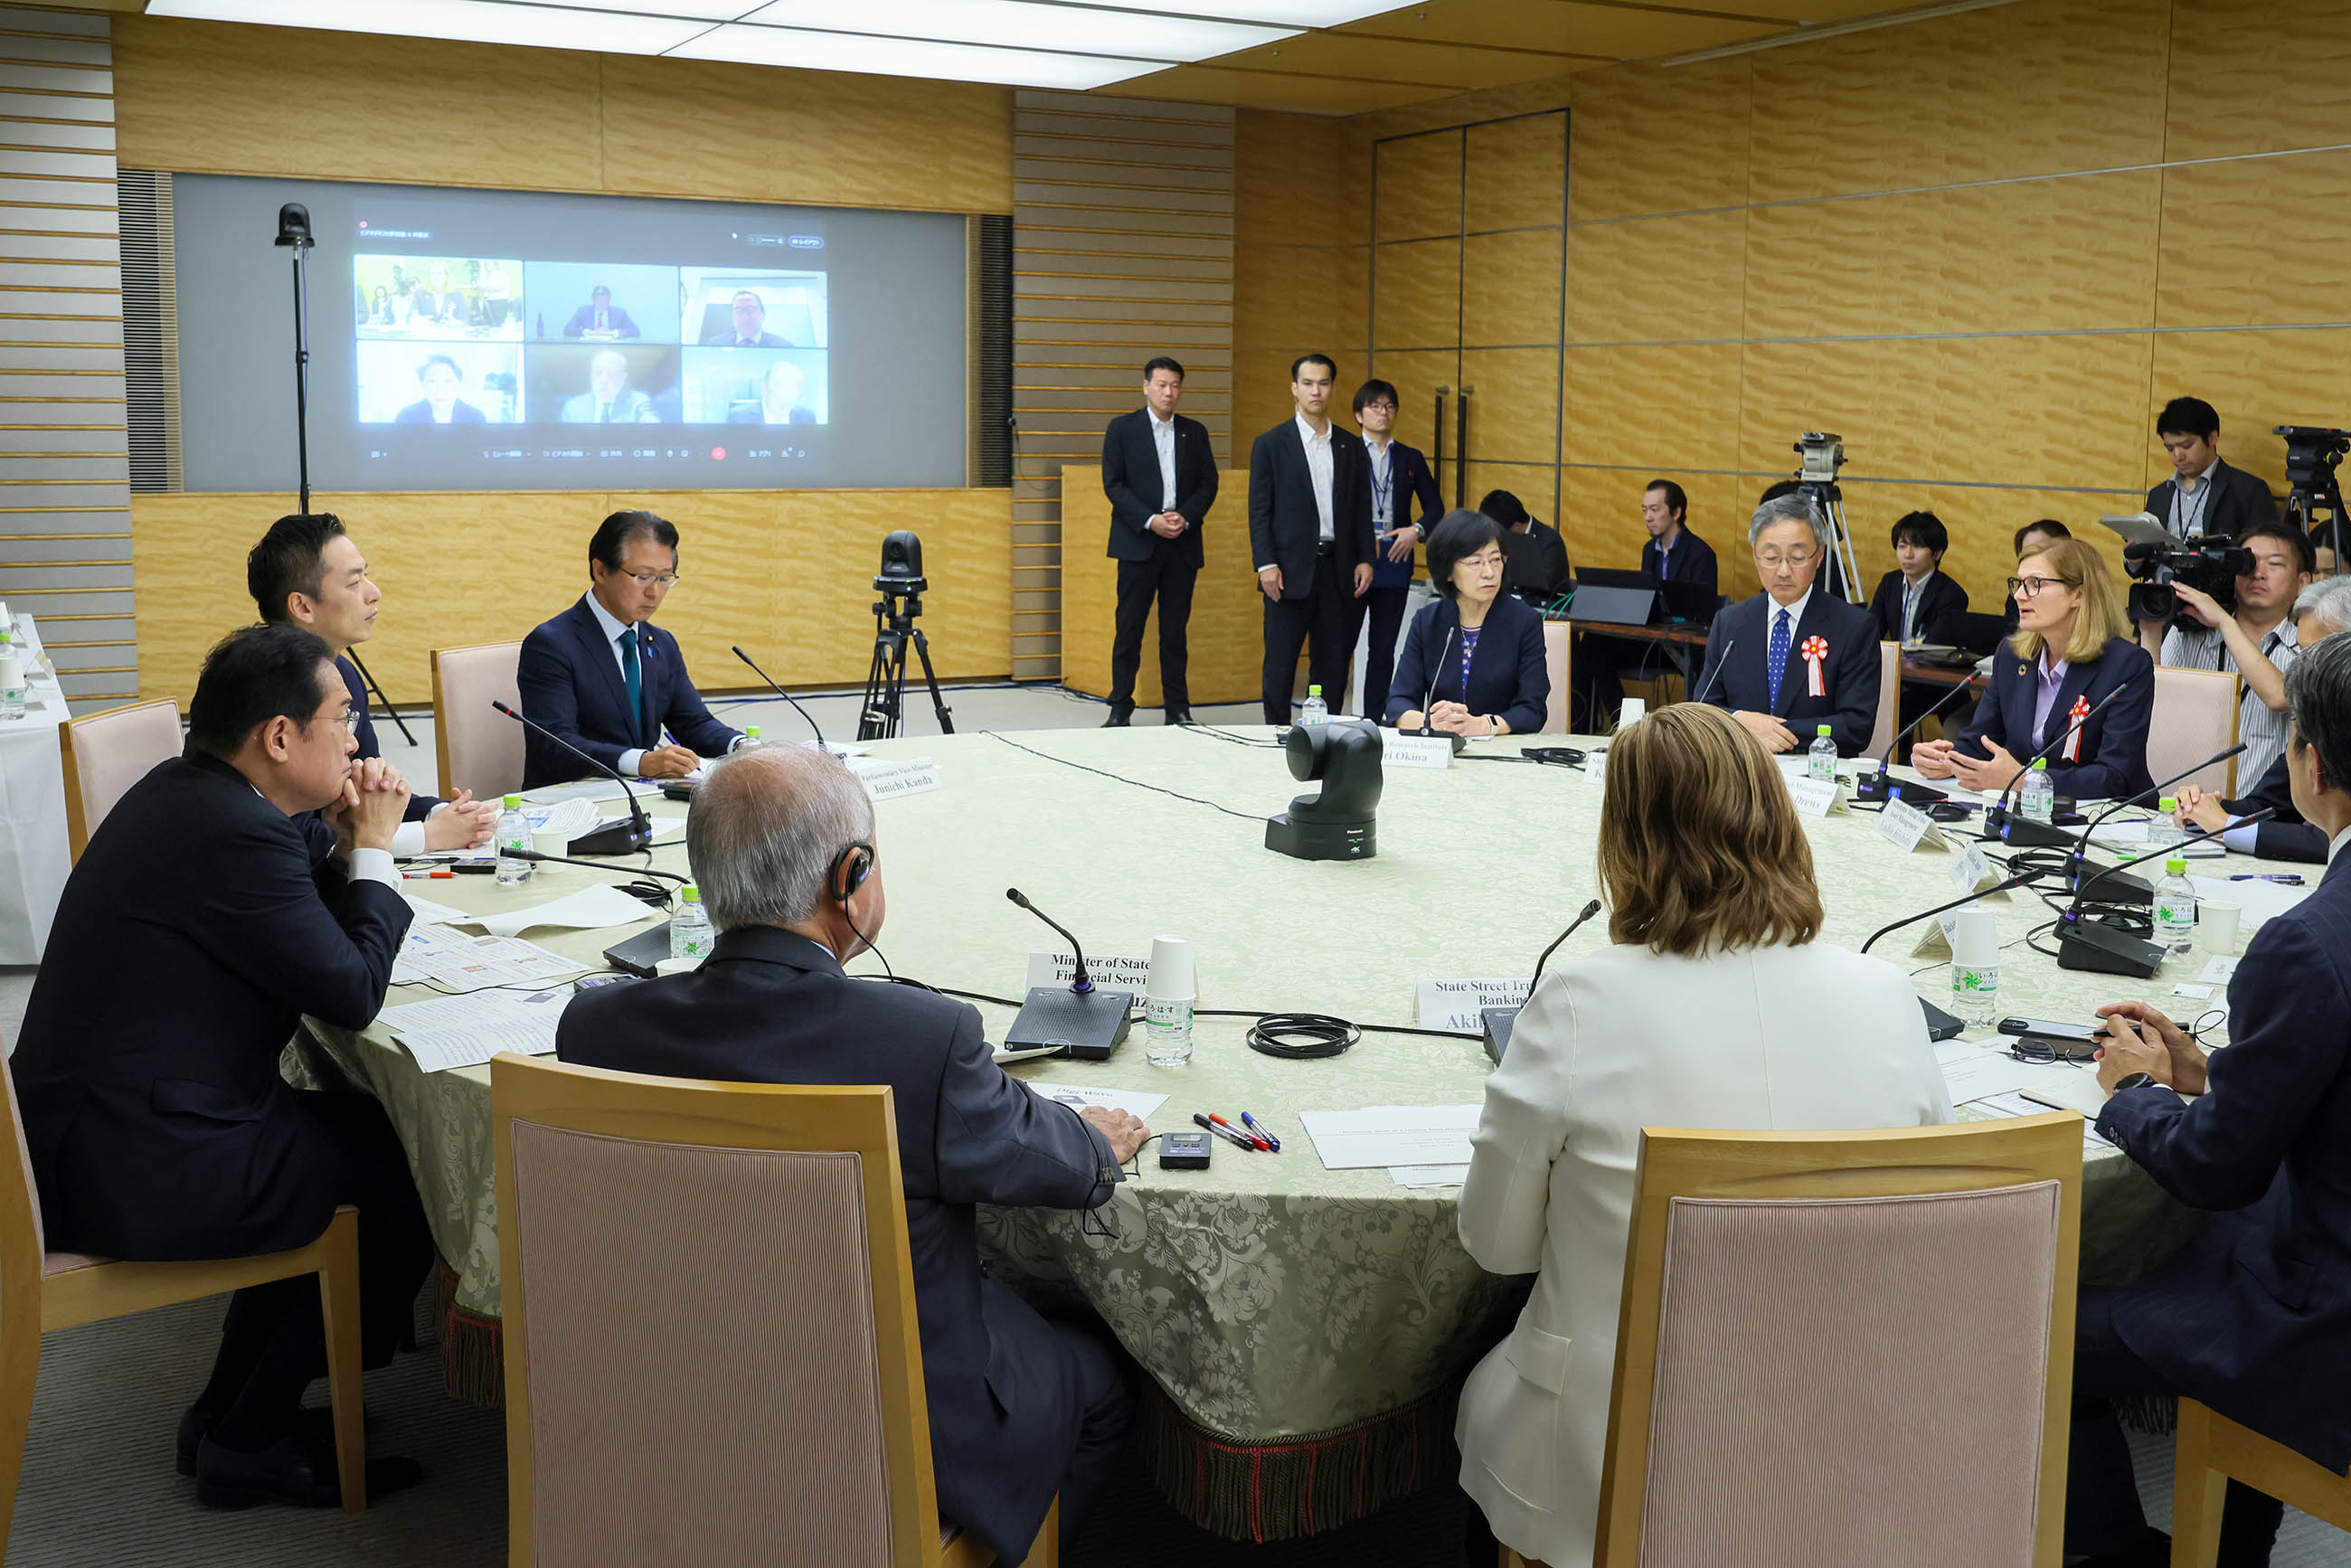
[561,284,640,339]
[517,508,742,786]
[1693,491,1880,755]
[1100,355,1216,727]
[1249,353,1374,724]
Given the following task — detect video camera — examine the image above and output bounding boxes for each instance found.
[1793,431,1846,486]
[875,528,926,596]
[2122,537,2251,623]
[2279,424,2349,490]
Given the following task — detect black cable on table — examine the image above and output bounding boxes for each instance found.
[986,731,1264,822]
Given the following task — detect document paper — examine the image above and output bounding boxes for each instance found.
[1300,1105,1482,1170]
[461,883,659,939]
[1021,1083,1171,1122]
[381,987,571,1072]
[390,925,587,992]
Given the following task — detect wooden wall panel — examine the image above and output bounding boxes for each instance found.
[1464,115,1563,233]
[1565,208,1744,345]
[1563,58,1749,225]
[2163,0,2351,162]
[1364,348,1456,457]
[1057,464,1260,706]
[1372,133,1463,242]
[2155,149,2351,329]
[1459,348,1558,466]
[133,487,1011,708]
[1232,110,1356,461]
[2144,328,2351,496]
[1371,237,1459,351]
[1462,227,1561,347]
[1558,342,1742,477]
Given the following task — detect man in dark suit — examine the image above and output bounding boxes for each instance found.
[9,623,432,1507]
[1581,479,1722,731]
[391,354,486,425]
[248,511,496,851]
[517,509,742,786]
[701,289,793,348]
[558,744,1145,1563]
[1355,379,1443,720]
[1694,492,1881,755]
[2069,628,2351,1567]
[559,285,641,339]
[1638,479,1717,596]
[1100,355,1217,726]
[1868,509,1971,736]
[1479,488,1570,608]
[1248,354,1374,724]
[2147,395,2278,543]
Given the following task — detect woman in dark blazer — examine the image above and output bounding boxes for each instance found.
[1912,536,2155,801]
[1385,509,1551,737]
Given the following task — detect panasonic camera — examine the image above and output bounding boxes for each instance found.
[2121,538,2251,623]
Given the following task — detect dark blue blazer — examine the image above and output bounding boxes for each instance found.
[516,596,738,787]
[1948,635,2154,801]
[1694,590,1881,756]
[561,303,641,338]
[557,926,1121,1563]
[2097,848,2351,1469]
[2226,750,2327,864]
[1640,528,1717,597]
[338,656,437,822]
[1383,593,1550,736]
[1867,569,1969,646]
[1368,439,1443,590]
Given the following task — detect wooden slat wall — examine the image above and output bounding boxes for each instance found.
[0,5,131,712]
[1014,91,1233,685]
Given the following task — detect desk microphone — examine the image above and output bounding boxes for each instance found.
[731,645,827,750]
[1481,897,1605,1063]
[491,700,652,855]
[1003,887,1132,1059]
[1687,638,1733,710]
[513,848,689,885]
[2060,741,2246,902]
[1980,676,2139,847]
[2054,808,2272,977]
[1419,625,1456,735]
[1853,672,1978,805]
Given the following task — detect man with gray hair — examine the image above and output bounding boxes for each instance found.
[1690,491,1881,755]
[556,744,1146,1562]
[2173,575,2351,863]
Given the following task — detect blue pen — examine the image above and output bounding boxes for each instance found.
[2228,874,2304,885]
[1241,1111,1280,1152]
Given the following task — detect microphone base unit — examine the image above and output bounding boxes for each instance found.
[569,819,655,856]
[1006,985,1136,1060]
[1853,771,1946,807]
[2065,863,2153,907]
[1480,1006,1518,1064]
[1265,812,1375,862]
[2054,913,2165,978]
[602,921,675,978]
[1981,810,2077,849]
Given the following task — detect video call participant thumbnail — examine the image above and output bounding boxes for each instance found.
[392,354,486,425]
[724,359,816,426]
[562,285,640,340]
[561,350,658,424]
[702,289,794,348]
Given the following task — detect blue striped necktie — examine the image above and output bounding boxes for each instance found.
[618,628,646,745]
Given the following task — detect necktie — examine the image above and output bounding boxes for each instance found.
[599,401,611,423]
[619,628,646,746]
[1767,607,1791,710]
[596,309,606,330]
[1903,581,1915,639]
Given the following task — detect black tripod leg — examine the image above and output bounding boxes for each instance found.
[859,628,895,742]
[345,650,417,746]
[884,633,911,740]
[909,629,954,734]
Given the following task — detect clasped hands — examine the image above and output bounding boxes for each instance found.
[2091,1000,2209,1096]
[1393,701,1495,738]
[1911,735,2025,792]
[1147,511,1187,539]
[325,755,413,857]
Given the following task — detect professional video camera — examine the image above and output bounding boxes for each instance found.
[875,528,926,596]
[2121,537,2251,624]
[1793,430,1846,485]
[2277,423,2348,534]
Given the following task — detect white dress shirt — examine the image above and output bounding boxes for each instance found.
[1297,412,1336,543]
[1367,437,1393,528]
[1762,586,1812,694]
[585,592,652,778]
[1149,408,1177,512]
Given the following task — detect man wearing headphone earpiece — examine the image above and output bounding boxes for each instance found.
[556,743,1146,1563]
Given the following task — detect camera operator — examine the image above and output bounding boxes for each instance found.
[2148,397,2279,543]
[2139,520,2312,789]
[2175,578,2351,864]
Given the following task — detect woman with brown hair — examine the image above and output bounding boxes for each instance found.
[1452,703,1952,1568]
[1913,534,2155,801]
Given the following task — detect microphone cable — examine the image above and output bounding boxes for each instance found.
[986,731,1264,822]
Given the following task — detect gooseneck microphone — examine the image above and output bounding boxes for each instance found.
[491,700,652,855]
[1687,638,1734,710]
[1419,625,1456,735]
[2054,808,2274,977]
[1003,887,1132,1058]
[1986,675,2138,826]
[732,644,827,750]
[1007,887,1093,992]
[1531,898,1605,990]
[1854,674,1978,804]
[2063,741,2247,890]
[514,848,689,884]
[1482,896,1606,1063]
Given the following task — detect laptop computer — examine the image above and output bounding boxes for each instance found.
[1657,580,1719,626]
[1575,566,1656,591]
[1927,609,2010,657]
[1562,582,1659,627]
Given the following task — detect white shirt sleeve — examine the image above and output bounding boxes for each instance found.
[348,847,400,891]
[391,819,426,858]
[618,747,646,776]
[2223,818,2260,855]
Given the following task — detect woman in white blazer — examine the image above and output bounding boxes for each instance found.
[1455,702,1954,1566]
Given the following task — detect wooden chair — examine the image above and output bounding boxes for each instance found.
[0,1059,368,1535]
[430,641,524,803]
[1540,621,1570,733]
[1864,640,1900,760]
[2148,666,2241,796]
[58,697,181,861]
[1497,1113,2082,1568]
[491,1053,1057,1567]
[2170,1400,2351,1566]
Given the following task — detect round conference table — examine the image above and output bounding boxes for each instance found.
[293,723,2268,1542]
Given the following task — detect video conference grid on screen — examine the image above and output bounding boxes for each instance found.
[354,257,829,445]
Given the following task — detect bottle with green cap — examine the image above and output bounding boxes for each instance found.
[1807,723,1837,782]
[2018,756,2054,824]
[670,884,714,964]
[741,724,763,751]
[2154,855,2198,957]
[2152,796,2184,847]
[495,793,533,886]
[1299,685,1327,727]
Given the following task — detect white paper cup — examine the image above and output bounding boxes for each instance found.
[2198,901,2242,953]
[1618,695,1646,727]
[1950,907,2000,968]
[531,825,571,858]
[1146,935,1194,999]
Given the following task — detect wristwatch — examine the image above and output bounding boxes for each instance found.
[2111,1072,2157,1092]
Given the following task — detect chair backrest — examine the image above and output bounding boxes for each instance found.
[1542,621,1569,734]
[431,642,524,803]
[59,698,181,862]
[1864,641,1899,760]
[1594,1114,2082,1568]
[492,1053,944,1568]
[2148,665,2241,796]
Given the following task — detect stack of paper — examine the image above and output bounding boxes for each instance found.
[1021,1083,1171,1121]
[390,925,587,991]
[381,987,572,1072]
[1299,1106,1481,1174]
[455,883,659,938]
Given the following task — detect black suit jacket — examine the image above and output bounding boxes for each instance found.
[1868,569,1969,645]
[561,304,641,338]
[1383,593,1551,735]
[1367,439,1443,590]
[1100,408,1217,567]
[516,596,740,787]
[1694,590,1882,756]
[2224,751,2327,863]
[1246,418,1374,600]
[1949,635,2155,801]
[10,753,411,1261]
[1500,521,1572,606]
[2099,851,2351,1469]
[1640,528,1718,596]
[556,927,1120,1563]
[2145,458,2278,541]
[339,656,437,822]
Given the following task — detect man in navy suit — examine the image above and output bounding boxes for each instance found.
[558,744,1144,1563]
[2147,395,2279,544]
[517,509,742,787]
[1248,354,1374,724]
[1692,492,1880,755]
[559,285,641,339]
[701,289,794,348]
[2069,629,2351,1567]
[1100,355,1218,726]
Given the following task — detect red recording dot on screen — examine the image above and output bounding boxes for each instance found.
[711,447,726,460]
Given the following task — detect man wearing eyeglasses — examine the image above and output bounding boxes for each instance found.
[1691,491,1880,755]
[518,509,743,786]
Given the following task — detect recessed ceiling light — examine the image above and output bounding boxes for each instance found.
[673,24,1156,87]
[147,0,717,52]
[739,0,1293,59]
[1075,1,1398,24]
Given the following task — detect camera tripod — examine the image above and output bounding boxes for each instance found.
[857,583,955,741]
[2287,466,2346,542]
[1795,479,1863,604]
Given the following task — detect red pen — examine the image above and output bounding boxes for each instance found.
[1208,1112,1270,1151]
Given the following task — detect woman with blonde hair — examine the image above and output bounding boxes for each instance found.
[1913,534,2155,799]
[1454,703,1952,1568]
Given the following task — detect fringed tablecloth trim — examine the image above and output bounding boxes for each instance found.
[433,1260,505,1409]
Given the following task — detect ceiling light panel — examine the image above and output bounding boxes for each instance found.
[502,0,766,17]
[1076,1,1401,25]
[148,0,717,52]
[741,0,1293,59]
[671,24,1156,87]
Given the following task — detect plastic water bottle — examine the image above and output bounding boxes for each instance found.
[2018,758,2054,824]
[0,629,24,722]
[740,724,762,750]
[495,794,533,885]
[2150,798,2184,847]
[1807,723,1836,782]
[1950,907,2000,1028]
[670,884,714,964]
[2154,856,2199,957]
[1298,685,1328,727]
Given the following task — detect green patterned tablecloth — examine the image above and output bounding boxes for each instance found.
[294,725,2256,1535]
